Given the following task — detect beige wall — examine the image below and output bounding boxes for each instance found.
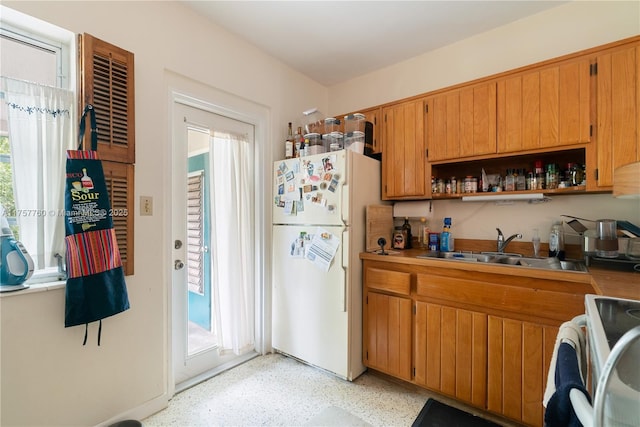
[0,1,639,426]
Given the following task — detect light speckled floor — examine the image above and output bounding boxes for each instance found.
[143,353,428,426]
[142,353,512,427]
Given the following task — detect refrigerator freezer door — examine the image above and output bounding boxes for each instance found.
[272,224,353,379]
[273,151,346,226]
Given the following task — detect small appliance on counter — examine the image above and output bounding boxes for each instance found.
[1,205,34,292]
[563,215,640,271]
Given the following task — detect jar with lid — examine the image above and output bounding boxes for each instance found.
[445,179,452,194]
[516,168,526,191]
[571,163,584,186]
[393,226,406,249]
[464,176,473,193]
[526,171,535,190]
[546,163,559,189]
[436,178,444,194]
[504,169,516,191]
[450,177,457,194]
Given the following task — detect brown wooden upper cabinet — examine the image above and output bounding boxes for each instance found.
[425,82,497,162]
[591,42,640,189]
[382,99,428,199]
[496,55,591,154]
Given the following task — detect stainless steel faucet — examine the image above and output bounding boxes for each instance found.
[496,228,522,253]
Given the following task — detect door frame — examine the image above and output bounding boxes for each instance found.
[166,73,270,397]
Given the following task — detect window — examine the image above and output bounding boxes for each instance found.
[0,14,74,282]
[1,9,135,281]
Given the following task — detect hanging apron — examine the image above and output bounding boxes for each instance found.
[64,104,130,345]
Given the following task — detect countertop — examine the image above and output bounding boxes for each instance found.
[360,248,639,301]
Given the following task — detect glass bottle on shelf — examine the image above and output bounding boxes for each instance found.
[285,122,294,159]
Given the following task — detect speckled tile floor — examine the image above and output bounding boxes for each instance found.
[142,353,513,427]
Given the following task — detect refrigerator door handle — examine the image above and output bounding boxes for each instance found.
[341,228,349,312]
[341,183,349,226]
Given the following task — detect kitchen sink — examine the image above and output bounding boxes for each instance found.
[416,251,495,263]
[416,251,587,272]
[493,256,588,271]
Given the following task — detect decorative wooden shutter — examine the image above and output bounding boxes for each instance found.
[79,33,135,276]
[79,33,135,163]
[103,161,135,276]
[187,172,204,295]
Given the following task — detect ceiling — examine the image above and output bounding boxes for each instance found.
[181,1,568,86]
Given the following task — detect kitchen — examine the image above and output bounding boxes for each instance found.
[0,1,638,426]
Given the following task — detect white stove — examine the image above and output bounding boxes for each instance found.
[585,294,640,426]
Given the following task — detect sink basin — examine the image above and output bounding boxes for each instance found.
[492,256,588,271]
[416,252,495,263]
[416,252,587,272]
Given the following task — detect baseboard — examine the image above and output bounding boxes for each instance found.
[96,393,170,427]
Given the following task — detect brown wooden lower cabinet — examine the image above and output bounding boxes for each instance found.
[487,316,558,426]
[364,291,412,381]
[362,259,593,427]
[414,302,487,408]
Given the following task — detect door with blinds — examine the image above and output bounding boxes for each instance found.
[172,100,257,390]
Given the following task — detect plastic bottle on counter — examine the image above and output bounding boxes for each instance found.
[548,221,565,260]
[440,217,454,252]
[402,217,413,249]
[419,217,430,248]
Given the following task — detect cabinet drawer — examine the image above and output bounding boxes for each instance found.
[365,268,411,295]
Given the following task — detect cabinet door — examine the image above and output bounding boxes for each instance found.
[364,292,412,381]
[497,56,591,154]
[426,82,496,161]
[487,316,557,427]
[593,43,640,188]
[414,301,487,408]
[382,100,427,199]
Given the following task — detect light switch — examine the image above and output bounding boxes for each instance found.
[140,196,153,216]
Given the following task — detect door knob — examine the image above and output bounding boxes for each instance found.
[174,260,184,270]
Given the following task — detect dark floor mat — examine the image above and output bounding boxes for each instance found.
[412,398,502,427]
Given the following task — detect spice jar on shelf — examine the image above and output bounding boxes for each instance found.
[546,163,559,189]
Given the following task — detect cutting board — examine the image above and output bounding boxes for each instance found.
[366,205,393,252]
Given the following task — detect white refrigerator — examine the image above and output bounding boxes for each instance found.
[272,149,381,380]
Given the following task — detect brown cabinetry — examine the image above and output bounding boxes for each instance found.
[497,56,591,154]
[414,300,487,408]
[363,267,412,380]
[487,317,557,427]
[350,36,639,201]
[591,41,640,189]
[426,82,497,161]
[362,257,594,426]
[381,99,428,199]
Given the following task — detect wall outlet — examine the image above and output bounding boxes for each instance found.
[140,196,153,216]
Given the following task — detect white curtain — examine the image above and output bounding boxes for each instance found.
[209,130,255,355]
[0,77,74,269]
